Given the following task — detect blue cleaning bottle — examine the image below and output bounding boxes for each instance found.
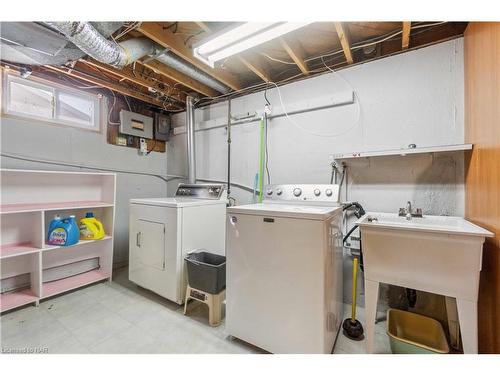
[47,215,80,246]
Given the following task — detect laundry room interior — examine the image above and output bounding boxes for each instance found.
[1,2,499,367]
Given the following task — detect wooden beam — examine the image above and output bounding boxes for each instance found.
[195,22,211,33]
[137,22,241,91]
[279,37,309,75]
[138,59,218,97]
[81,59,186,103]
[238,56,272,83]
[334,22,354,64]
[402,22,411,49]
[43,65,171,108]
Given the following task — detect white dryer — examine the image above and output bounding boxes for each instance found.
[226,184,343,354]
[129,183,226,304]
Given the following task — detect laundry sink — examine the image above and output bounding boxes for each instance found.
[356,212,493,354]
[357,212,491,236]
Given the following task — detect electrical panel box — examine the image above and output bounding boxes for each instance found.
[119,110,153,139]
[154,112,171,141]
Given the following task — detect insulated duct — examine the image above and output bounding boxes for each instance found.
[186,96,197,184]
[44,22,155,68]
[42,21,230,93]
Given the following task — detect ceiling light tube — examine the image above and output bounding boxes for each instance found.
[194,22,311,67]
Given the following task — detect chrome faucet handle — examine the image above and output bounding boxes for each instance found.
[398,208,406,217]
[413,208,423,218]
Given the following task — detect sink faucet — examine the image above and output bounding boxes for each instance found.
[405,201,412,220]
[398,201,423,220]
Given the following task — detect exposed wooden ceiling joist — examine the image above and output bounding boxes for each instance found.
[43,65,174,108]
[402,22,411,49]
[81,59,187,103]
[238,56,272,83]
[137,22,242,91]
[138,59,218,97]
[334,22,354,64]
[280,36,309,75]
[195,22,211,33]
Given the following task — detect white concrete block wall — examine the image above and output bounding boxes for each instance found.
[0,115,168,266]
[168,38,465,314]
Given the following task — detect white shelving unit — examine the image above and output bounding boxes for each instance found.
[331,143,473,161]
[0,169,116,313]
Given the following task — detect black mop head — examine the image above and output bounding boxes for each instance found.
[342,318,364,340]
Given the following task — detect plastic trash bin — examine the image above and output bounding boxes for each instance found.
[185,250,226,294]
[387,308,450,354]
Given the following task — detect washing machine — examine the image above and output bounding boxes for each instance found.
[129,183,226,305]
[226,184,343,354]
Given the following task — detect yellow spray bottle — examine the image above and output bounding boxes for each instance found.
[79,212,105,240]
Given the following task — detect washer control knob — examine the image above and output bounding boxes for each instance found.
[266,189,273,196]
[325,189,333,197]
[314,189,321,196]
[276,188,283,196]
[293,188,302,197]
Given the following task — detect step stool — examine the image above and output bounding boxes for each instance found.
[184,285,225,327]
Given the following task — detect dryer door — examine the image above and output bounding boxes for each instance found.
[137,219,165,270]
[129,203,181,303]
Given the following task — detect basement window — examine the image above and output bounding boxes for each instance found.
[2,71,101,131]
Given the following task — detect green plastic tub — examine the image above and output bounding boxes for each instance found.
[387,309,450,354]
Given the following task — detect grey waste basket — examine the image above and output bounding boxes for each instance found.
[185,250,226,294]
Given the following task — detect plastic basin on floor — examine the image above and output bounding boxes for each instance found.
[387,309,450,354]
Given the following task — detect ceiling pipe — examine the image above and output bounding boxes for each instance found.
[43,21,230,94]
[186,96,197,184]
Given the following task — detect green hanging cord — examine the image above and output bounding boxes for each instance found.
[258,117,266,203]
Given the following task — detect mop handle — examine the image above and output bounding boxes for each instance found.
[351,257,358,322]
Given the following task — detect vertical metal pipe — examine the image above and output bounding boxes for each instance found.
[227,99,232,198]
[186,96,196,184]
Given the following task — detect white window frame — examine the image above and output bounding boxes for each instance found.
[1,70,102,132]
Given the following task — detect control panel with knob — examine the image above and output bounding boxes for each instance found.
[175,183,225,199]
[262,184,340,203]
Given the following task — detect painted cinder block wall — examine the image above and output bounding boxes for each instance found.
[0,113,168,266]
[168,38,466,323]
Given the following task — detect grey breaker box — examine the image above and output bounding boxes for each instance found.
[120,110,154,139]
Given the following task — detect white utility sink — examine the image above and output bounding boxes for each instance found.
[356,212,494,354]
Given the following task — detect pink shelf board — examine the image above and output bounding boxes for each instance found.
[0,289,38,313]
[42,269,109,298]
[0,201,114,214]
[0,242,40,259]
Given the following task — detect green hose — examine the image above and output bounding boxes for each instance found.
[258,118,265,203]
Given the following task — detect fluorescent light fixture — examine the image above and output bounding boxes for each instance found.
[194,22,311,67]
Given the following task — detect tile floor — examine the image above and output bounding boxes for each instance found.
[1,267,391,354]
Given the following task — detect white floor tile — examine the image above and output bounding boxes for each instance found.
[0,267,393,354]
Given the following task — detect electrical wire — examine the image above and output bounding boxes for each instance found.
[259,53,297,65]
[0,152,180,183]
[268,77,361,138]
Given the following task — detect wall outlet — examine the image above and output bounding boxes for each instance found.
[139,138,148,155]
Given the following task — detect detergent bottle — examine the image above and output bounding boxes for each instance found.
[79,212,105,240]
[47,215,80,246]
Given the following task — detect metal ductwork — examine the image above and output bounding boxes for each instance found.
[0,22,122,66]
[44,22,156,68]
[42,21,230,94]
[186,96,197,184]
[155,53,229,94]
